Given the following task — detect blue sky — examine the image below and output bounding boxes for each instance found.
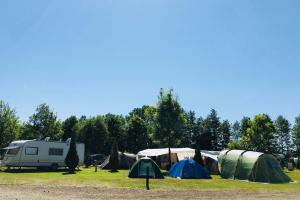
[0,0,300,123]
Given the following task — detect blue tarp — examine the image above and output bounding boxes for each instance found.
[168,160,211,179]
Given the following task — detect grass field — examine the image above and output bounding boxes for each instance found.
[0,168,299,192]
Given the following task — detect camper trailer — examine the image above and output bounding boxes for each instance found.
[1,138,85,170]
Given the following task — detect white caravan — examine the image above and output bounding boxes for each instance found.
[1,138,85,170]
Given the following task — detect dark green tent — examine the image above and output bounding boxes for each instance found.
[218,150,292,183]
[128,157,164,179]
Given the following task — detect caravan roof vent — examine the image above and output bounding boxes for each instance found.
[44,137,50,141]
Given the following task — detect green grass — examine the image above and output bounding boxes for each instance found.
[0,167,299,191]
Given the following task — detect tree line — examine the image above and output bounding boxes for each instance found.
[1,89,300,159]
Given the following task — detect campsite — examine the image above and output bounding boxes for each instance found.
[1,1,300,199]
[0,168,300,200]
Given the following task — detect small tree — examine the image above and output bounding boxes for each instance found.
[193,149,204,166]
[109,139,119,172]
[65,138,79,173]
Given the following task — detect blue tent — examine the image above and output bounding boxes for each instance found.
[168,160,211,179]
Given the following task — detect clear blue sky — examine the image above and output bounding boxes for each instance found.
[1,0,300,123]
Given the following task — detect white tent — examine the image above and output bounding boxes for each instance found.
[201,150,220,161]
[137,148,195,161]
[137,148,220,162]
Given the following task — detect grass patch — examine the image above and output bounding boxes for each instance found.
[0,167,299,191]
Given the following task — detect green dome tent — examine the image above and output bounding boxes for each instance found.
[218,150,292,183]
[128,157,164,179]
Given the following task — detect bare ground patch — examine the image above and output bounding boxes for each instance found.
[0,185,300,200]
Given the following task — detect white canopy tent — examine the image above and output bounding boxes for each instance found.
[137,148,220,162]
[137,148,195,161]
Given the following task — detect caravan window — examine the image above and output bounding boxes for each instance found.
[7,147,20,155]
[49,148,63,156]
[25,147,38,155]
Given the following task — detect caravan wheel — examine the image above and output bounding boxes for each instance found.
[50,163,58,171]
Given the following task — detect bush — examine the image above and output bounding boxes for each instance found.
[65,138,79,173]
[109,139,119,172]
[194,149,204,166]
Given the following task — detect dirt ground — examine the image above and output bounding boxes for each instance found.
[0,185,300,200]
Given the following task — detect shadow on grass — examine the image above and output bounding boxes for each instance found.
[1,167,81,174]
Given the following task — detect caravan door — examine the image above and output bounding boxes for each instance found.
[23,146,40,166]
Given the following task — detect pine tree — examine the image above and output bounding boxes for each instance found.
[65,138,79,173]
[193,149,204,166]
[109,139,119,172]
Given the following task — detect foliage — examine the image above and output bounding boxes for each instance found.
[22,104,61,140]
[275,115,291,156]
[292,115,300,157]
[218,120,231,150]
[105,114,126,152]
[126,115,149,154]
[0,101,20,148]
[62,116,78,141]
[240,116,251,137]
[109,139,119,172]
[182,111,197,147]
[155,89,185,167]
[231,121,241,141]
[201,109,221,150]
[77,116,109,155]
[247,114,276,153]
[65,137,79,173]
[193,148,204,166]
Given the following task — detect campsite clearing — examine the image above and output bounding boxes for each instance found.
[0,168,299,199]
[0,168,299,191]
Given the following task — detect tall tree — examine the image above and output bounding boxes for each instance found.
[127,105,157,148]
[247,114,276,153]
[126,115,149,153]
[22,104,62,140]
[109,139,119,172]
[240,117,251,137]
[65,136,79,173]
[62,116,78,141]
[232,121,241,141]
[201,109,221,150]
[105,114,126,152]
[182,111,197,147]
[0,101,20,148]
[275,116,291,156]
[155,89,185,168]
[292,115,300,158]
[77,116,109,155]
[218,120,231,150]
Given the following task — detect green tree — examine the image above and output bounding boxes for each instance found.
[105,114,126,154]
[201,109,221,150]
[22,104,62,140]
[126,115,149,153]
[232,121,241,141]
[77,116,109,155]
[182,111,198,147]
[275,116,291,156]
[218,120,231,150]
[0,101,20,148]
[193,148,204,166]
[240,117,251,137]
[247,114,276,153]
[127,105,157,148]
[292,115,300,158]
[109,139,119,172]
[155,89,185,168]
[65,137,79,173]
[62,116,78,141]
